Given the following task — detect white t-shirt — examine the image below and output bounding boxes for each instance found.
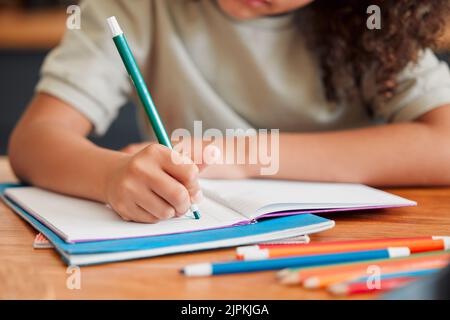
[36,0,450,138]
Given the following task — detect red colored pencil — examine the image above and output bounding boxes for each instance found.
[329,277,416,296]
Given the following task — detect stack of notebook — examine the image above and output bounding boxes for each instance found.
[0,179,415,266]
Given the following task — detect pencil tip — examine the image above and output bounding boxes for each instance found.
[276,269,290,279]
[328,283,348,296]
[279,273,301,285]
[303,277,320,289]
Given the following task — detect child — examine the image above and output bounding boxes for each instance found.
[9,0,450,223]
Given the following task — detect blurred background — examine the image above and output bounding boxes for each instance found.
[0,0,449,155]
[0,0,141,155]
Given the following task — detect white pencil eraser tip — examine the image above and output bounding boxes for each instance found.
[303,277,320,289]
[304,235,311,244]
[388,247,411,258]
[182,263,212,277]
[242,249,269,261]
[432,236,450,250]
[236,245,260,256]
[328,284,347,296]
[107,16,123,37]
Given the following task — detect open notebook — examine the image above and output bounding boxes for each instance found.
[3,179,415,244]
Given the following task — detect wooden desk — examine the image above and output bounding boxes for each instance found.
[1,156,449,300]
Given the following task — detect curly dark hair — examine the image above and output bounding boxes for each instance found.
[301,0,450,110]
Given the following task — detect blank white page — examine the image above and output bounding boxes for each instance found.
[200,179,416,219]
[5,187,246,243]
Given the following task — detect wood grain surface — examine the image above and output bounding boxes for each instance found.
[1,157,449,299]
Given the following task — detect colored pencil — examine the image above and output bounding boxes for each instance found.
[107,16,200,220]
[301,263,445,289]
[236,236,443,256]
[182,247,410,277]
[277,251,450,284]
[328,277,416,296]
[349,268,440,283]
[240,236,450,260]
[277,250,450,278]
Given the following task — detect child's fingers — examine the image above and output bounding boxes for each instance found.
[169,164,202,205]
[134,189,178,220]
[122,142,153,155]
[146,171,193,216]
[113,201,159,224]
[121,145,193,215]
[162,150,202,204]
[129,204,160,224]
[138,144,203,208]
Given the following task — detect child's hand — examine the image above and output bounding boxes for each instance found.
[121,139,254,180]
[106,143,204,223]
[121,142,151,155]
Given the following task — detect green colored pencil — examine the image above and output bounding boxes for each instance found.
[107,16,200,220]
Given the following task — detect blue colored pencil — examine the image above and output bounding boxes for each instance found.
[182,247,410,277]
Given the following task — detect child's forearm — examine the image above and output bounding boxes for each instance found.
[9,95,125,203]
[10,125,124,202]
[10,94,204,223]
[265,106,450,186]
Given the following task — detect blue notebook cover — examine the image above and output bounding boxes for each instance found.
[1,184,335,265]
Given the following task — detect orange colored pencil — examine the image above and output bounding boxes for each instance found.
[241,237,450,260]
[300,260,448,289]
[237,236,440,257]
[329,277,415,296]
[280,251,450,281]
[277,251,450,285]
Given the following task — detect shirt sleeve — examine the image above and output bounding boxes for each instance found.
[36,0,153,135]
[372,49,450,123]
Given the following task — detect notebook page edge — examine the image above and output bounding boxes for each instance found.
[63,220,336,266]
[4,186,250,243]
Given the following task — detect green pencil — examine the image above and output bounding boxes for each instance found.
[107,16,200,220]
